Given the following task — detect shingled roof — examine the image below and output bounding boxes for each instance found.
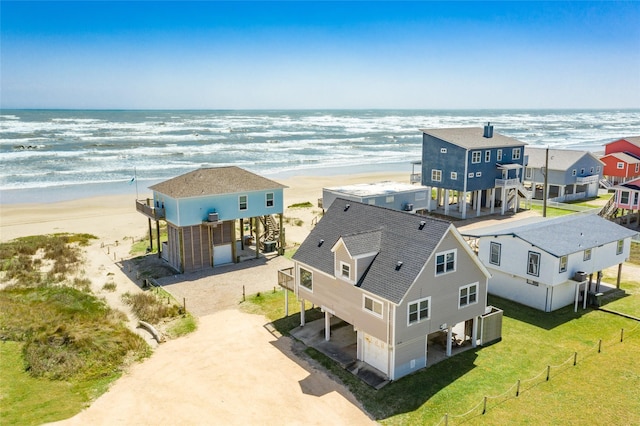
[525,147,603,170]
[292,198,453,304]
[149,166,287,199]
[420,127,525,149]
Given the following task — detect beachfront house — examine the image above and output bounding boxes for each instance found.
[320,181,433,213]
[290,199,498,381]
[136,166,287,273]
[601,136,640,186]
[462,214,637,312]
[420,123,531,219]
[611,177,640,226]
[523,147,603,202]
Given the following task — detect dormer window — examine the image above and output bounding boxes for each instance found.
[340,262,351,280]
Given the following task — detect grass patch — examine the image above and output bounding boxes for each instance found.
[526,203,573,217]
[284,217,304,226]
[165,313,198,338]
[130,224,168,256]
[244,287,640,424]
[122,290,181,325]
[629,241,640,265]
[102,281,117,292]
[288,201,313,208]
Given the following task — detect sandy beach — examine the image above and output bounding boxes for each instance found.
[1,171,410,425]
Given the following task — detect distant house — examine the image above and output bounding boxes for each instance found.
[524,147,604,202]
[136,166,287,273]
[600,152,640,186]
[321,181,432,213]
[420,123,530,219]
[611,177,640,225]
[462,214,637,312]
[601,136,640,186]
[291,199,497,380]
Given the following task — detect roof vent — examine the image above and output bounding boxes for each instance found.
[318,239,324,247]
[419,220,426,230]
[344,204,350,211]
[395,261,403,271]
[483,122,493,138]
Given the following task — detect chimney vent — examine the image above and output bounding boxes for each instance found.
[419,220,426,230]
[395,261,403,271]
[483,122,494,138]
[344,204,350,211]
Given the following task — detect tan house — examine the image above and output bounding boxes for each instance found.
[291,199,497,381]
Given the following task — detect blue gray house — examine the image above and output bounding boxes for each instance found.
[523,147,604,202]
[420,123,530,219]
[136,166,287,273]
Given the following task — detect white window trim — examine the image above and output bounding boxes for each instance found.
[617,162,624,169]
[596,166,601,173]
[572,169,577,176]
[451,171,457,180]
[472,151,481,164]
[299,267,313,292]
[363,295,383,318]
[431,169,442,182]
[513,148,521,160]
[468,172,474,178]
[458,282,479,308]
[559,255,568,273]
[584,248,592,261]
[475,171,482,177]
[407,296,431,326]
[616,239,624,255]
[497,149,503,161]
[265,192,274,208]
[440,147,447,154]
[339,261,351,281]
[239,195,248,211]
[489,242,501,266]
[386,195,394,203]
[485,150,491,162]
[527,251,540,277]
[435,249,456,276]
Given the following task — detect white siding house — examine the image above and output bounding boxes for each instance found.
[463,214,637,312]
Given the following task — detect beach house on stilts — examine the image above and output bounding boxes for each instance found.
[136,166,287,273]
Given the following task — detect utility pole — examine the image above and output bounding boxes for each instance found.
[542,147,549,217]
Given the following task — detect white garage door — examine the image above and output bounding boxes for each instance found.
[213,244,233,266]
[363,333,388,374]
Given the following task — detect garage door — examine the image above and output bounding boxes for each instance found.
[363,333,388,374]
[213,244,233,266]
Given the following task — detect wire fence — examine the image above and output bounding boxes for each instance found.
[434,320,640,425]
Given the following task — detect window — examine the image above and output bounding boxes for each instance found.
[340,262,350,279]
[497,149,503,161]
[431,169,442,182]
[617,239,624,255]
[526,279,539,286]
[596,166,601,173]
[525,168,532,179]
[636,164,640,173]
[527,251,540,276]
[475,171,482,177]
[580,168,585,175]
[415,191,427,201]
[485,151,491,162]
[239,195,248,211]
[440,147,447,154]
[621,191,630,204]
[472,151,481,163]
[559,255,568,273]
[299,267,313,291]
[468,172,475,178]
[368,199,376,205]
[584,248,592,261]
[490,242,501,265]
[572,169,577,176]
[408,297,430,325]
[364,296,383,317]
[459,283,478,308]
[386,195,394,203]
[617,162,624,169]
[266,192,274,207]
[590,167,594,174]
[512,148,521,160]
[436,249,456,275]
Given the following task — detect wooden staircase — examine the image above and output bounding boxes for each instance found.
[258,215,281,252]
[598,196,618,220]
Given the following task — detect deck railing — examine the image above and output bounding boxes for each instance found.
[135,200,165,220]
[495,177,520,188]
[410,173,422,184]
[278,267,295,291]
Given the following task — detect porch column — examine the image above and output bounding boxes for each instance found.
[617,263,622,289]
[476,190,481,217]
[461,192,467,219]
[490,188,496,214]
[156,220,161,258]
[279,213,285,254]
[515,189,520,213]
[231,219,237,263]
[501,187,506,215]
[255,216,261,259]
[240,218,245,250]
[300,300,306,326]
[559,186,565,200]
[284,288,289,317]
[436,188,442,207]
[426,186,432,212]
[324,311,331,341]
[472,317,478,348]
[485,189,491,208]
[444,189,450,215]
[446,326,453,357]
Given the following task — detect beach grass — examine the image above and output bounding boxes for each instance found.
[244,284,640,424]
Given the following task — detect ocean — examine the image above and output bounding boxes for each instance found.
[2,109,640,204]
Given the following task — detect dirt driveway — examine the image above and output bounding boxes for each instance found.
[52,255,375,426]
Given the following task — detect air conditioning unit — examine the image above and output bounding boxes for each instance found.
[403,203,414,211]
[208,212,219,222]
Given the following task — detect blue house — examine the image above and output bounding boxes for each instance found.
[136,166,287,273]
[420,123,530,219]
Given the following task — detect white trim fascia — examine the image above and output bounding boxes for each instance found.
[295,261,335,280]
[353,251,379,260]
[448,224,492,279]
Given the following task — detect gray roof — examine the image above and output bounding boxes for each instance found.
[149,166,287,199]
[613,177,640,191]
[420,127,525,149]
[292,198,452,304]
[463,214,637,257]
[604,152,640,164]
[525,147,603,170]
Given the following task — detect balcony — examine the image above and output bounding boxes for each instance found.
[576,175,599,184]
[135,199,165,220]
[278,267,295,291]
[495,178,520,188]
[410,173,422,184]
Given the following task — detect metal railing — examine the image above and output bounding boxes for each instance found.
[135,199,165,220]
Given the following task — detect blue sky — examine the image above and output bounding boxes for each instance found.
[1,1,639,109]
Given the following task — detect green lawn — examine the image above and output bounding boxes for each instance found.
[244,285,640,425]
